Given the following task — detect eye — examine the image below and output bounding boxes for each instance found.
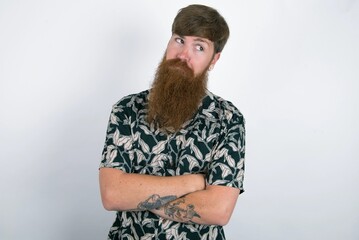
[175,37,184,44]
[195,44,204,52]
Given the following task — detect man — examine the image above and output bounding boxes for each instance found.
[99,4,245,240]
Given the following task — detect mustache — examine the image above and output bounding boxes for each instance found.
[161,58,194,78]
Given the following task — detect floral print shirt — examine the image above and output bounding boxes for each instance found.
[100,90,245,240]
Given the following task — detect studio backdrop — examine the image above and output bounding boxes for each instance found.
[0,0,358,239]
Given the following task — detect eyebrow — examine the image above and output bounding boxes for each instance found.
[177,35,212,47]
[193,38,211,46]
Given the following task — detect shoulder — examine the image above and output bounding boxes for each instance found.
[110,90,149,119]
[204,91,245,125]
[113,90,149,109]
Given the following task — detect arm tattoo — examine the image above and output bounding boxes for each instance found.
[162,198,201,222]
[137,194,177,210]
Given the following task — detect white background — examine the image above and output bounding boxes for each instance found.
[1,0,358,239]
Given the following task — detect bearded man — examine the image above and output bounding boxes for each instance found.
[99,4,246,240]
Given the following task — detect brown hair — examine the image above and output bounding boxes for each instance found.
[171,4,230,53]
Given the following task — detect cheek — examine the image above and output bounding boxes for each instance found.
[192,60,209,75]
[165,47,177,60]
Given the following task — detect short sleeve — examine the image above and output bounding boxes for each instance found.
[99,103,134,173]
[206,109,245,194]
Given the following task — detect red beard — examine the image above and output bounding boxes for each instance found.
[147,57,208,133]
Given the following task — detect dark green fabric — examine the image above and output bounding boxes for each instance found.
[100,90,245,240]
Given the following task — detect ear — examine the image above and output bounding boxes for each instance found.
[209,52,221,70]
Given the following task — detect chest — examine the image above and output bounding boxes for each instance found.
[130,117,221,176]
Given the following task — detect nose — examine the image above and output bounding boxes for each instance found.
[177,46,190,62]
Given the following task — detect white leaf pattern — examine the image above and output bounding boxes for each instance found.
[113,129,133,150]
[124,137,133,150]
[186,225,198,232]
[160,219,172,229]
[152,140,166,154]
[237,158,245,169]
[185,137,194,147]
[211,227,218,239]
[184,154,200,170]
[214,148,228,159]
[113,129,120,144]
[207,134,217,142]
[110,113,119,125]
[201,232,209,240]
[212,179,228,185]
[204,152,212,162]
[176,135,186,147]
[226,154,236,168]
[139,139,150,153]
[135,149,145,163]
[129,150,135,161]
[100,90,245,239]
[139,125,152,135]
[219,163,232,178]
[122,234,134,240]
[203,109,214,118]
[150,154,167,168]
[133,132,140,141]
[105,145,117,163]
[142,218,152,226]
[140,233,154,240]
[190,144,203,160]
[228,142,238,151]
[208,102,215,111]
[201,128,206,140]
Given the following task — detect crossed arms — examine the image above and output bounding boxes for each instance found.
[99,168,239,226]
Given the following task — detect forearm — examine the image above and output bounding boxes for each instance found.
[99,168,205,211]
[150,185,240,226]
